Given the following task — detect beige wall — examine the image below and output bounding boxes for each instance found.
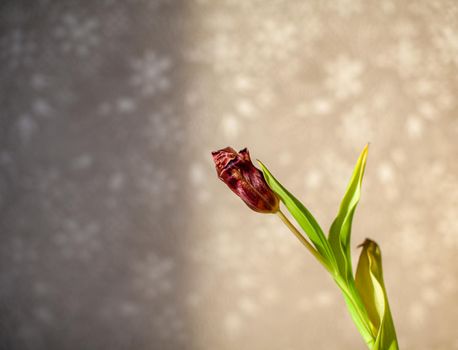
[0,0,457,349]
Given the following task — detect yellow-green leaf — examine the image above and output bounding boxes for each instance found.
[329,144,369,281]
[258,160,336,271]
[355,239,399,350]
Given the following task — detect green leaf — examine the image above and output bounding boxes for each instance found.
[328,144,369,281]
[258,160,336,271]
[355,239,399,350]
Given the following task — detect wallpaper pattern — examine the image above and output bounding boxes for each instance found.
[0,1,457,349]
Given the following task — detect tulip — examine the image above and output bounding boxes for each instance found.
[211,144,399,349]
[212,146,327,269]
[211,147,279,213]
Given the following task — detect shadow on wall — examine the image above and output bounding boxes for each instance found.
[0,1,193,349]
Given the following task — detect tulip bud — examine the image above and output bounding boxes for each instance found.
[212,147,279,213]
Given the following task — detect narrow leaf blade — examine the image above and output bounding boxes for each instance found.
[258,161,335,269]
[329,144,369,280]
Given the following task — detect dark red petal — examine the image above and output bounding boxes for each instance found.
[212,147,238,177]
[238,148,251,162]
[211,146,279,213]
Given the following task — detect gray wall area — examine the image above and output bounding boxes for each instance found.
[1,1,457,349]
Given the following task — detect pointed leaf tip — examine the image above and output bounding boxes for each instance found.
[328,145,370,281]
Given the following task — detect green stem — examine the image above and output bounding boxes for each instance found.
[276,209,375,348]
[276,210,332,273]
[334,276,376,348]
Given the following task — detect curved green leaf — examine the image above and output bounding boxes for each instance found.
[258,160,336,271]
[355,239,399,350]
[329,144,369,281]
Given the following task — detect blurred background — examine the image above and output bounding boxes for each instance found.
[0,0,457,349]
